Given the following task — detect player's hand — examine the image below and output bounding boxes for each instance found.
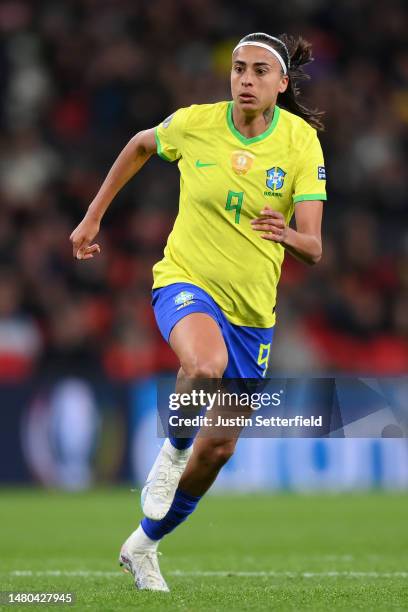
[250,207,288,242]
[69,213,101,260]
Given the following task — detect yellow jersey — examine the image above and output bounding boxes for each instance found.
[152,101,327,327]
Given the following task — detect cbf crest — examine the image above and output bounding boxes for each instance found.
[266,167,286,190]
[174,291,194,305]
[174,290,195,310]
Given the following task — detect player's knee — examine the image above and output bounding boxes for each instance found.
[182,353,227,379]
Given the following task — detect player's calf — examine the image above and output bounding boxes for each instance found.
[142,358,227,520]
[179,437,237,496]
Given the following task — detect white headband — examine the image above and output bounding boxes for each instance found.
[232,41,288,75]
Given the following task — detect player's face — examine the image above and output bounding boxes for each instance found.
[231,46,289,114]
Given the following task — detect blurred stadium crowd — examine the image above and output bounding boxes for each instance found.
[0,0,407,381]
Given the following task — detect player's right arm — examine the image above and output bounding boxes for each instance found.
[70,128,156,259]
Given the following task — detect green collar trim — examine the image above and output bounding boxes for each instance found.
[227,101,280,145]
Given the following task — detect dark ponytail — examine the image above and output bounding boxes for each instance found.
[239,32,325,131]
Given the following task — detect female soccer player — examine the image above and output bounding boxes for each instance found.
[70,33,326,592]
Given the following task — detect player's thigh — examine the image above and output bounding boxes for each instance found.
[169,313,228,377]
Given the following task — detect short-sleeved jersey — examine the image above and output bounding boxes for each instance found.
[153,101,327,328]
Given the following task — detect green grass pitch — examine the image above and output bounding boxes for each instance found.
[1,488,408,610]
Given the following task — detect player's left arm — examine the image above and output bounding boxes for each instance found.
[251,201,323,265]
[252,129,326,265]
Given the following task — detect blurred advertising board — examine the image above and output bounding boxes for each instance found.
[1,376,407,491]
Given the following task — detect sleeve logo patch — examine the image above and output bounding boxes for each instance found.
[318,166,326,180]
[162,113,174,128]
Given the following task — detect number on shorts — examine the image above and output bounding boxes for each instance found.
[257,343,271,377]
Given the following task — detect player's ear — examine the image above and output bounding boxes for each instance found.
[278,75,289,94]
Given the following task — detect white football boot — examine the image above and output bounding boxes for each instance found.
[119,527,169,592]
[141,439,193,520]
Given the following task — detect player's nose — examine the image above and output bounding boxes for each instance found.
[241,75,254,87]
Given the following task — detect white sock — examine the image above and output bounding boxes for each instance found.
[127,525,159,552]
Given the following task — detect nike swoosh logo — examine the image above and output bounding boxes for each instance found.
[196,160,217,168]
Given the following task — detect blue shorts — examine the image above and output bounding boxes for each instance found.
[152,282,274,378]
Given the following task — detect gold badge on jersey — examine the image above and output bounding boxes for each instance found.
[231,150,255,175]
